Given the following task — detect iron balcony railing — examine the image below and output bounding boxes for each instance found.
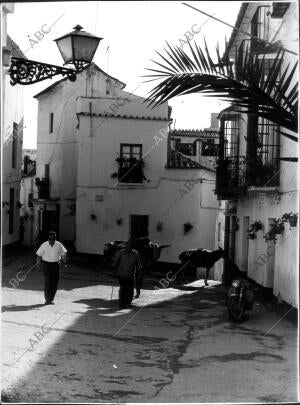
[215,157,247,199]
[116,157,145,183]
[245,158,280,187]
[215,156,279,199]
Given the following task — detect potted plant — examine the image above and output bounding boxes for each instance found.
[247,220,263,239]
[282,212,298,227]
[272,219,285,234]
[183,222,193,235]
[263,219,284,244]
[156,221,163,232]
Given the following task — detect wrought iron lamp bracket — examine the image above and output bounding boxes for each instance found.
[9,57,88,86]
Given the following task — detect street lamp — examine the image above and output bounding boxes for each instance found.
[9,25,102,86]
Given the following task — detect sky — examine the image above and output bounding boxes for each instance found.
[7,1,242,148]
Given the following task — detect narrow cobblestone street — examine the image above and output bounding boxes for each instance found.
[2,252,298,403]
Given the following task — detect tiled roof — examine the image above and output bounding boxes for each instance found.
[170,129,219,138]
[7,35,26,59]
[167,149,214,171]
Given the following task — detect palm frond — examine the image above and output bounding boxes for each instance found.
[144,40,298,134]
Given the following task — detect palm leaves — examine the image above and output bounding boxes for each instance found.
[144,41,298,134]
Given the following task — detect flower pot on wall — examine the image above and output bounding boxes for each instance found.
[289,216,298,227]
[156,222,163,232]
[183,222,193,235]
[282,212,298,227]
[247,220,263,239]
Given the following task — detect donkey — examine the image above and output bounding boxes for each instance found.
[178,247,226,286]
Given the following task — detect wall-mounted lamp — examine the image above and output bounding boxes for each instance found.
[9,25,102,86]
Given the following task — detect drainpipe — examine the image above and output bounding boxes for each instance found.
[89,102,93,137]
[223,214,231,285]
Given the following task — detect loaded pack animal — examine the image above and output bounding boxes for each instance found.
[104,237,170,271]
[178,247,227,286]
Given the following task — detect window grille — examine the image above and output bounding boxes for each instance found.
[224,115,240,159]
[256,117,280,185]
[177,142,196,156]
[201,139,218,156]
[49,113,54,133]
[250,6,271,52]
[12,122,18,169]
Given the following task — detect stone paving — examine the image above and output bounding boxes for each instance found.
[2,252,299,403]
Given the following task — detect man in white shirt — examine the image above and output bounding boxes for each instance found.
[36,231,67,305]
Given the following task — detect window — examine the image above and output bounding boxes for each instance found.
[177,142,196,156]
[251,6,270,52]
[201,139,218,156]
[106,78,111,95]
[118,144,144,183]
[271,2,290,18]
[44,164,49,179]
[217,222,221,242]
[28,192,33,208]
[121,144,142,161]
[246,116,280,187]
[9,188,14,234]
[49,113,54,133]
[12,122,18,168]
[224,116,240,158]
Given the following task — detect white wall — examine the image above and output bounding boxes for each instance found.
[19,176,35,245]
[224,2,299,307]
[76,95,220,262]
[2,4,25,247]
[36,65,221,263]
[35,65,124,241]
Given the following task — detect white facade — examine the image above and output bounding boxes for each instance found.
[215,2,299,306]
[19,175,35,245]
[35,64,220,263]
[2,3,25,249]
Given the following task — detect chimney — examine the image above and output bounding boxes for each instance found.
[210,113,219,130]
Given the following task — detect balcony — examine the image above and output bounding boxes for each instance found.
[245,160,280,187]
[215,157,279,199]
[35,177,50,199]
[271,2,290,18]
[116,157,146,183]
[215,157,247,200]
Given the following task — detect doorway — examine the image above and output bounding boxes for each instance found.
[38,205,60,239]
[130,215,149,239]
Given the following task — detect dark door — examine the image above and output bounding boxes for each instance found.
[130,215,149,239]
[41,207,60,238]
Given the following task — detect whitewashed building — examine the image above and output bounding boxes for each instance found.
[19,155,36,246]
[34,63,221,263]
[214,2,298,306]
[2,3,26,253]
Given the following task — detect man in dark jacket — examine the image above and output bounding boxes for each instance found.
[113,239,142,308]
